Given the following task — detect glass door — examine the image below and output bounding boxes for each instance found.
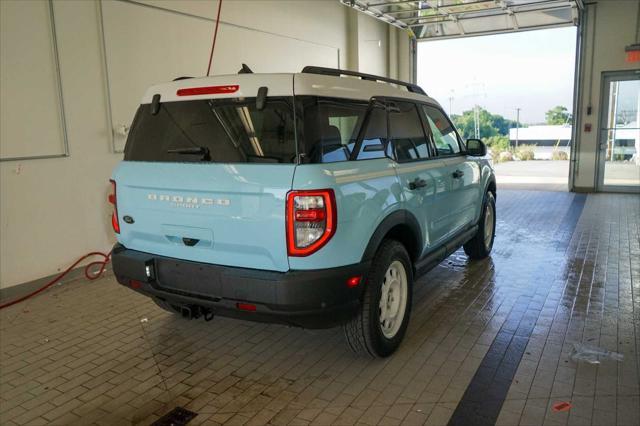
[597,71,640,192]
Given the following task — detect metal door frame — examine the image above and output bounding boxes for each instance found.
[595,70,640,193]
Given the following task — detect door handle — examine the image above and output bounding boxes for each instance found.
[409,178,428,190]
[452,169,464,179]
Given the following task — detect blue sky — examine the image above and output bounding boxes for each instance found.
[417,26,577,124]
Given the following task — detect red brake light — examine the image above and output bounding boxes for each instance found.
[176,85,239,96]
[109,179,120,234]
[286,189,336,257]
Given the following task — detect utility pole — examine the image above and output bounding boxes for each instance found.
[448,90,454,115]
[474,105,480,139]
[515,108,521,149]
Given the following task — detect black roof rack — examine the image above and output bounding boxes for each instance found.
[301,66,426,96]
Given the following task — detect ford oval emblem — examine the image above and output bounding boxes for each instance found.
[123,215,135,224]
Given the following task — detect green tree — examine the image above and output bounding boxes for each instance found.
[483,135,510,152]
[545,106,572,125]
[451,107,518,140]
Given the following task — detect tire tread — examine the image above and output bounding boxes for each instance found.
[344,239,411,357]
[463,191,495,260]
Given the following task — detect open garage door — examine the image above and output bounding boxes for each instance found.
[340,0,581,40]
[342,0,583,192]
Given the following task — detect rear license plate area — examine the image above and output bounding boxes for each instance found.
[154,258,222,299]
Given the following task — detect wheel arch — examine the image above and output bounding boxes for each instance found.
[361,210,423,266]
[486,177,496,199]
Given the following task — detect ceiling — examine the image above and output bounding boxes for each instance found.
[340,0,583,40]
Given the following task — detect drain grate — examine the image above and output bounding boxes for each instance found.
[151,407,197,426]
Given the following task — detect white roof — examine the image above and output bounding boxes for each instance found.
[509,125,572,141]
[141,72,439,106]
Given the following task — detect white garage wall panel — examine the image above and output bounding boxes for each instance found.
[0,0,68,160]
[101,0,339,151]
[0,0,356,290]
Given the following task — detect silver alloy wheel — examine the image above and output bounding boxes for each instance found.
[484,201,494,249]
[379,260,408,339]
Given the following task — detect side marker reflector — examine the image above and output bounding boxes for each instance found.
[346,276,362,288]
[236,303,257,312]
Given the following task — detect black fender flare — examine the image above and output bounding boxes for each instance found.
[485,175,497,198]
[360,210,423,263]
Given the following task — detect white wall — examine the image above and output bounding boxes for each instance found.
[357,12,389,76]
[0,0,407,289]
[572,0,640,190]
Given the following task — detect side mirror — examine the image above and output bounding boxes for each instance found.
[466,138,487,157]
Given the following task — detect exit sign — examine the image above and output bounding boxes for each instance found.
[626,44,640,63]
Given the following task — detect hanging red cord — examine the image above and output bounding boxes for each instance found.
[0,251,111,310]
[206,0,224,76]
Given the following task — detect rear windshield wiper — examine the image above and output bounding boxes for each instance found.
[167,146,211,161]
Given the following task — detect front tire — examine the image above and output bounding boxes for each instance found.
[344,240,413,357]
[464,191,496,259]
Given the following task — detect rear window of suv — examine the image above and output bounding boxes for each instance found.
[124,97,296,163]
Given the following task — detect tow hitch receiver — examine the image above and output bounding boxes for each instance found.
[180,305,214,321]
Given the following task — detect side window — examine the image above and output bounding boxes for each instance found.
[388,102,429,162]
[422,105,461,156]
[301,97,367,163]
[356,106,388,160]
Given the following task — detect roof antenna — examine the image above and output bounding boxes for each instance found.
[238,63,253,74]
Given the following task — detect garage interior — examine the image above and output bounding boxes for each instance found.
[0,0,639,425]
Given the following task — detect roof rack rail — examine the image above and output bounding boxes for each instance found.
[301,66,426,96]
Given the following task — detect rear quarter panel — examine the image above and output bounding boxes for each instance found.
[289,158,403,270]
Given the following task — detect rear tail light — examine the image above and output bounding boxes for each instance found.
[108,179,120,234]
[286,189,336,256]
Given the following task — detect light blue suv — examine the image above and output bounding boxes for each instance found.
[110,66,496,357]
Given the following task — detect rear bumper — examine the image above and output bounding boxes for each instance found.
[111,244,369,328]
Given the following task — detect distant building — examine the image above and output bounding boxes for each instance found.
[507,123,639,162]
[607,121,639,163]
[508,125,572,159]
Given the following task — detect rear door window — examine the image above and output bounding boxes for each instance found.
[421,105,462,156]
[388,101,430,162]
[124,97,296,163]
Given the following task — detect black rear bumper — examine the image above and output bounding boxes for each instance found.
[111,244,369,328]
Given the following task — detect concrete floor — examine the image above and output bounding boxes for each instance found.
[1,190,639,426]
[494,161,569,192]
[494,160,640,191]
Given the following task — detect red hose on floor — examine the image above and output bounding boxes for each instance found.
[0,251,111,310]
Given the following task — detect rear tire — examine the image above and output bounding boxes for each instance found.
[344,240,413,358]
[464,191,496,260]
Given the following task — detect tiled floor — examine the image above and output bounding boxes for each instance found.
[0,190,638,426]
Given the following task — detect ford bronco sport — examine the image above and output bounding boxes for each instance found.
[110,66,496,357]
